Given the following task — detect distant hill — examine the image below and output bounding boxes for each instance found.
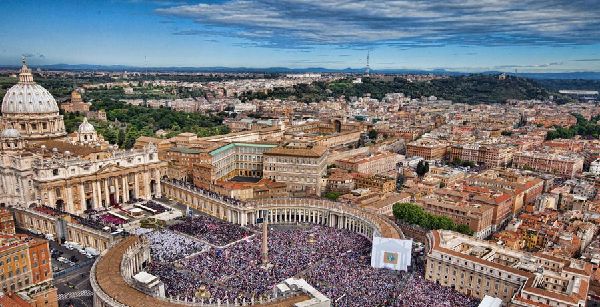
[1,63,599,80]
[535,79,600,93]
[242,74,555,104]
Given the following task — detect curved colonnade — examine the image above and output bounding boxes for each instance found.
[91,180,403,306]
[162,180,403,240]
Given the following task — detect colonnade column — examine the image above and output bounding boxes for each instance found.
[103,179,110,206]
[95,180,103,208]
[144,172,151,199]
[134,173,140,199]
[66,186,74,213]
[114,177,120,204]
[79,184,85,211]
[48,189,56,208]
[154,169,162,197]
[91,182,98,209]
[122,176,129,203]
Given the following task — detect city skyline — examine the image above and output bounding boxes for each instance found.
[1,0,600,72]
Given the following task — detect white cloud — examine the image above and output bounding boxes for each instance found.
[156,0,600,47]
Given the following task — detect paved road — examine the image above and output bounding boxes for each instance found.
[51,240,95,307]
[56,260,94,307]
[49,240,92,273]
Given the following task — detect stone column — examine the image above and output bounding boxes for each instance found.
[134,173,140,199]
[66,186,74,214]
[144,172,151,199]
[79,184,85,211]
[102,179,109,207]
[154,169,162,198]
[122,176,129,203]
[114,177,120,204]
[48,188,56,208]
[91,181,98,209]
[96,180,103,208]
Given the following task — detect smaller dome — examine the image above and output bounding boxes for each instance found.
[78,117,95,133]
[1,128,21,139]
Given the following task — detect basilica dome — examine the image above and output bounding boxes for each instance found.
[78,117,96,133]
[0,59,66,141]
[1,59,59,114]
[0,128,21,139]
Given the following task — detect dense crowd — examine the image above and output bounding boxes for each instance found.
[169,215,253,246]
[146,220,479,306]
[169,179,246,207]
[144,229,208,262]
[305,248,479,307]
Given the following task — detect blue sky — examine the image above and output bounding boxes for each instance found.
[0,0,599,72]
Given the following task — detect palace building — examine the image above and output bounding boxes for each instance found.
[427,230,591,306]
[60,90,90,113]
[0,60,166,216]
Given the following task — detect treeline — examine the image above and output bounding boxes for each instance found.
[393,202,474,236]
[63,112,147,149]
[127,73,279,83]
[63,98,228,149]
[546,113,600,140]
[242,75,553,104]
[537,79,600,92]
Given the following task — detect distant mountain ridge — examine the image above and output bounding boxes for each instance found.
[1,63,600,80]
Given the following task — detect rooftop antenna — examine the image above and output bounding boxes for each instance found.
[365,51,370,77]
[72,72,77,91]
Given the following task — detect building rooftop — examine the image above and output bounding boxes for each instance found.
[430,230,592,305]
[264,144,327,158]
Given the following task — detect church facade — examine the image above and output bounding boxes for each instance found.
[0,60,165,215]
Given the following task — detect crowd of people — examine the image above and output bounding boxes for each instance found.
[169,215,253,246]
[145,219,479,306]
[169,179,246,207]
[303,244,479,307]
[144,229,208,262]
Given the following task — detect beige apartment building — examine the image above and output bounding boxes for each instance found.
[449,143,514,167]
[336,151,403,175]
[418,195,495,238]
[427,230,591,307]
[354,173,397,193]
[513,151,584,177]
[406,139,448,161]
[263,143,328,196]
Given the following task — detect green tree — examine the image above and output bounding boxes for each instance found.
[368,129,378,140]
[117,128,125,147]
[416,160,430,178]
[323,191,342,201]
[454,224,474,235]
[123,126,140,149]
[393,202,474,236]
